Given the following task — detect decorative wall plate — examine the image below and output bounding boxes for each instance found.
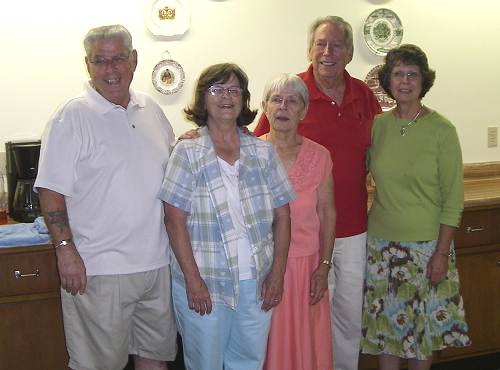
[152,59,185,95]
[364,64,396,111]
[363,8,403,56]
[146,0,190,36]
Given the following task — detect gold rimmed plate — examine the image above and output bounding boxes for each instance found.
[152,59,185,95]
[146,0,190,36]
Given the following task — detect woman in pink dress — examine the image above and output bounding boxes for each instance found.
[260,73,336,370]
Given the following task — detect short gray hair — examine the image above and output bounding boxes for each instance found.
[308,16,353,52]
[262,73,309,109]
[83,24,133,57]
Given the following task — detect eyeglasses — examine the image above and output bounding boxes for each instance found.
[269,95,302,107]
[208,85,243,97]
[392,71,420,81]
[88,53,130,68]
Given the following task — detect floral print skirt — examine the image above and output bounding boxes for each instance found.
[361,237,471,360]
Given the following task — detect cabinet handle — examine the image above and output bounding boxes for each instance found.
[497,260,500,267]
[14,269,40,279]
[465,226,485,233]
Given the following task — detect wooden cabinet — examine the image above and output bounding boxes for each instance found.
[0,244,68,370]
[438,205,500,362]
[359,204,500,369]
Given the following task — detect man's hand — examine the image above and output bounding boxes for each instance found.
[177,126,252,142]
[177,129,199,141]
[56,244,87,295]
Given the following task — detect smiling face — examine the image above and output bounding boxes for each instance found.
[263,85,307,134]
[389,62,423,105]
[308,22,353,82]
[85,37,137,108]
[205,73,243,126]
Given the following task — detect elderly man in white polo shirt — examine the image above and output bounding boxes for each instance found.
[35,24,176,370]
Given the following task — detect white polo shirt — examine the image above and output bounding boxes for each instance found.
[35,82,175,275]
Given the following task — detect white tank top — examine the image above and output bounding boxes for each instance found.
[217,157,255,280]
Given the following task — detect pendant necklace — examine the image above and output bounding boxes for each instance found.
[399,105,423,137]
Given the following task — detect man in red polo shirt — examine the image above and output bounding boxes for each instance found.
[254,16,381,370]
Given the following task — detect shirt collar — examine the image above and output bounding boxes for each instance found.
[83,81,145,115]
[302,64,354,105]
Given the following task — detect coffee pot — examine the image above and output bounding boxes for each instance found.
[5,141,41,222]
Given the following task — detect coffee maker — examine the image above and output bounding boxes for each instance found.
[5,140,42,222]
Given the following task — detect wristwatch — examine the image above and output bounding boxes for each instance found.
[321,259,332,268]
[54,239,74,249]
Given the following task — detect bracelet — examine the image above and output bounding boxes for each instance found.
[437,249,455,258]
[54,239,74,249]
[321,259,332,268]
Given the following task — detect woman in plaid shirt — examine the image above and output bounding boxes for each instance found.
[159,63,295,370]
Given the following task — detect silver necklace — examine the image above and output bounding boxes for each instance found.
[399,105,423,136]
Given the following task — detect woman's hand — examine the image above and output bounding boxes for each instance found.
[309,264,329,305]
[427,224,455,286]
[260,271,284,311]
[426,251,449,286]
[164,203,212,315]
[185,275,212,315]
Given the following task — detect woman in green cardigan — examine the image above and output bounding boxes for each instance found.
[360,44,471,370]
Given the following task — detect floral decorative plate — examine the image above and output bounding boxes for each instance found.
[145,0,190,36]
[363,8,403,56]
[152,59,185,95]
[364,64,396,111]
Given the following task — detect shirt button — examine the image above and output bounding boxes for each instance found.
[331,101,335,105]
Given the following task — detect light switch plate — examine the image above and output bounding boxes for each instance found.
[487,126,498,148]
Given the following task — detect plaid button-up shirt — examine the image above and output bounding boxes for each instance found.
[159,126,294,308]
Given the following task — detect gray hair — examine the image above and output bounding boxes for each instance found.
[308,16,353,53]
[83,24,133,56]
[262,73,309,109]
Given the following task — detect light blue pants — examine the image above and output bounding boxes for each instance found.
[172,279,272,370]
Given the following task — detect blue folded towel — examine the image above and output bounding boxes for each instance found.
[0,216,51,247]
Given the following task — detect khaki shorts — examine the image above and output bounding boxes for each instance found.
[61,265,177,370]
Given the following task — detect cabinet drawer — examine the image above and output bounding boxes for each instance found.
[0,247,60,297]
[455,208,500,248]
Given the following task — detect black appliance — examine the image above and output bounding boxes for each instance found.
[5,140,42,222]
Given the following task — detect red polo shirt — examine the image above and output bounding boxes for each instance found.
[254,65,381,237]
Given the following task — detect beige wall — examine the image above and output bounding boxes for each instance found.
[1,0,499,163]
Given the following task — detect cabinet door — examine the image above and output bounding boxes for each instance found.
[0,296,68,370]
[439,246,500,360]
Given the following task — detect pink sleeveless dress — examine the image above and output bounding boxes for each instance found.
[263,137,334,370]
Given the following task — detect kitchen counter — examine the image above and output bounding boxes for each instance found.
[464,176,500,208]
